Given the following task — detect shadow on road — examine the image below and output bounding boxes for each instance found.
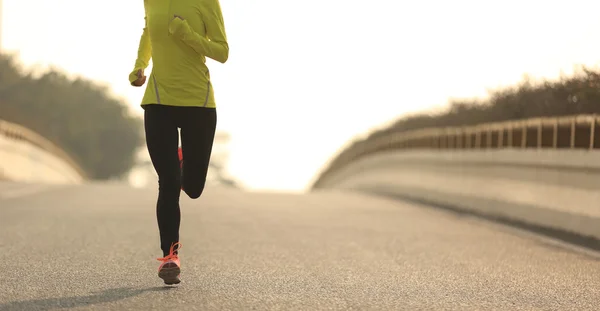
[0,286,174,311]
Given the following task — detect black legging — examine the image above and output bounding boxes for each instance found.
[143,104,217,256]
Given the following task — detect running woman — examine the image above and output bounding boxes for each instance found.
[129,0,229,285]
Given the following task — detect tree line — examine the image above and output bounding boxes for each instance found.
[366,66,600,140]
[0,53,143,180]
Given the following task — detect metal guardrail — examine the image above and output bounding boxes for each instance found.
[313,114,600,188]
[0,119,87,179]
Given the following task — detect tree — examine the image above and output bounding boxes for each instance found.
[0,53,143,180]
[364,66,600,141]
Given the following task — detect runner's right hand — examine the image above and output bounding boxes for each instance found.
[132,69,146,87]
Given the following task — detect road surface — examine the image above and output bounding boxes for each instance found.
[1,181,599,310]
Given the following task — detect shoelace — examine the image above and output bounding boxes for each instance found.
[157,242,182,263]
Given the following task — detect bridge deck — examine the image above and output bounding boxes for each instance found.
[1,182,599,310]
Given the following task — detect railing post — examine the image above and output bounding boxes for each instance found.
[475,128,481,149]
[453,129,458,149]
[570,118,576,149]
[590,115,596,150]
[537,119,542,149]
[465,128,471,149]
[521,123,527,148]
[507,123,513,147]
[498,127,503,148]
[553,118,558,149]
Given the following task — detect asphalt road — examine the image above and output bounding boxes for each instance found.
[1,181,599,310]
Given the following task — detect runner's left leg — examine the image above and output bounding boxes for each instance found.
[180,107,217,199]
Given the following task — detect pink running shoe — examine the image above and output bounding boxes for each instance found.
[157,242,182,285]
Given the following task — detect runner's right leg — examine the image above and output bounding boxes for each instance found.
[143,104,183,284]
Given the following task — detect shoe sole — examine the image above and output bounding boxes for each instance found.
[158,263,181,285]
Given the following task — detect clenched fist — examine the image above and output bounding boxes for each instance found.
[132,69,146,87]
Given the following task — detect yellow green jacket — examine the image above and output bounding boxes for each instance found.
[129,0,229,108]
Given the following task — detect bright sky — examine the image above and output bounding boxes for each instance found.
[3,0,600,192]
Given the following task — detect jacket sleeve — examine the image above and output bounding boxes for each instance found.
[168,0,229,63]
[129,15,152,84]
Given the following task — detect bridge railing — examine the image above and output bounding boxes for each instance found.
[313,114,599,188]
[311,114,600,243]
[0,119,86,183]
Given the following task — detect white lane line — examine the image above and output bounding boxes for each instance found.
[0,184,53,199]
